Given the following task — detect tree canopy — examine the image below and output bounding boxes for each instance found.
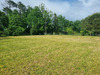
[0,0,100,36]
[82,13,100,36]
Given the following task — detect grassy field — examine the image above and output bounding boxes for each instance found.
[0,35,100,75]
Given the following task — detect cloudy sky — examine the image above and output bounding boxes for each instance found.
[0,0,100,21]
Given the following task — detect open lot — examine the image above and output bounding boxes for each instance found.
[0,35,100,75]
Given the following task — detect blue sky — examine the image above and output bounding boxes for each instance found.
[0,0,100,21]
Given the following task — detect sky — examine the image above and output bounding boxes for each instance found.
[0,0,100,21]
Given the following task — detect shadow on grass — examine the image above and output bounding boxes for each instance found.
[0,36,12,40]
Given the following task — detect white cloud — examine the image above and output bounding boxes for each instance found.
[0,0,100,21]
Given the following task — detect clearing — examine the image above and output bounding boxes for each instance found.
[0,35,100,75]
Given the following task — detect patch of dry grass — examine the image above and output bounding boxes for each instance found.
[0,35,100,75]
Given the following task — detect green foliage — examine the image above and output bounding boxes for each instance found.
[52,13,59,34]
[57,15,67,33]
[81,13,100,36]
[27,6,43,35]
[80,31,85,36]
[7,13,27,36]
[0,11,9,36]
[9,25,25,36]
[0,11,9,29]
[3,7,12,14]
[74,20,81,32]
[0,0,100,36]
[6,0,17,8]
[39,4,53,35]
[17,1,26,15]
[0,31,4,36]
[13,26,25,36]
[66,27,74,35]
[4,28,9,36]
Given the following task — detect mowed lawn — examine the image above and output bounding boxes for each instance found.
[0,35,100,75]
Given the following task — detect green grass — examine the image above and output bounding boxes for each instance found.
[0,35,100,75]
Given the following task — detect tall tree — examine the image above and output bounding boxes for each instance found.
[57,15,67,33]
[3,7,12,14]
[81,13,100,36]
[74,20,81,33]
[2,0,17,14]
[8,12,27,36]
[27,6,43,35]
[0,11,9,36]
[26,6,33,16]
[17,2,26,15]
[39,4,53,35]
[52,13,59,34]
[6,0,17,8]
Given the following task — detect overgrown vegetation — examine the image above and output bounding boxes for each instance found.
[0,0,100,36]
[0,35,100,74]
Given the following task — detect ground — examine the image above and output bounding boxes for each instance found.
[0,35,100,75]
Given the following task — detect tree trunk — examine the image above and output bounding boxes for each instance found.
[44,21,47,35]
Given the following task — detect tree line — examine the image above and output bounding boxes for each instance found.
[0,0,100,36]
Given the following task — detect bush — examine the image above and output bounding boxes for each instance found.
[80,31,85,36]
[66,27,74,35]
[0,31,4,36]
[9,25,25,36]
[4,29,9,36]
[12,27,25,36]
